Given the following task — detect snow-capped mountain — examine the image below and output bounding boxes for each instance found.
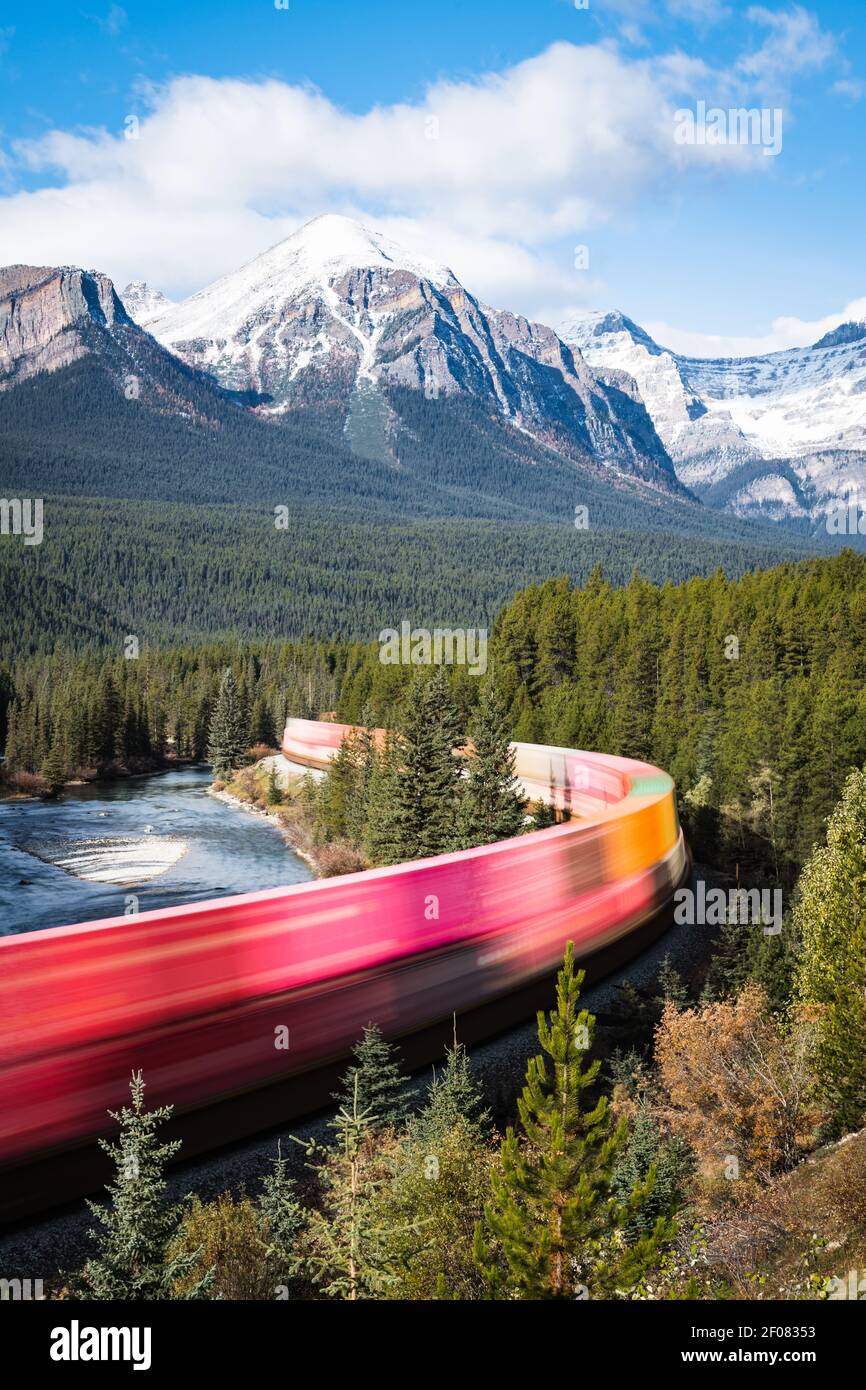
[120,281,174,327]
[560,309,866,526]
[149,215,684,494]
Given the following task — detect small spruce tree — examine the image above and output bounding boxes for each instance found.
[77,1071,212,1300]
[411,1032,490,1147]
[333,1023,411,1133]
[298,1076,402,1299]
[657,954,690,1011]
[41,739,67,792]
[611,1105,695,1241]
[456,681,526,848]
[259,1141,306,1293]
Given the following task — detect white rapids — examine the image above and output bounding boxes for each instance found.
[21,835,189,885]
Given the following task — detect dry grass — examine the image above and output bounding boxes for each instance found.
[0,769,50,797]
[704,1126,866,1297]
[315,840,368,877]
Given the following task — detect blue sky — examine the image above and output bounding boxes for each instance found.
[0,0,863,354]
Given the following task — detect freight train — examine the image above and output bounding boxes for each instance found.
[0,718,687,1217]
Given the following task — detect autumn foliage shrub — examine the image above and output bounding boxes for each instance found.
[171,1192,275,1301]
[1,768,50,797]
[655,985,820,1190]
[315,840,368,877]
[246,743,277,764]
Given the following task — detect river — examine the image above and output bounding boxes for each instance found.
[0,766,312,937]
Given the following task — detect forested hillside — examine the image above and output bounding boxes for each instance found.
[0,494,825,654]
[3,550,865,885]
[335,550,866,883]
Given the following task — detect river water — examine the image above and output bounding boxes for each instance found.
[0,766,312,937]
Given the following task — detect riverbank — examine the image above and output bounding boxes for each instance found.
[207,781,320,876]
[211,756,367,879]
[0,756,202,802]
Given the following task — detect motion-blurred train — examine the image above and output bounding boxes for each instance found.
[0,718,687,1214]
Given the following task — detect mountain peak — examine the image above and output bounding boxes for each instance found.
[150,213,457,348]
[811,320,866,351]
[120,280,174,326]
[558,308,664,356]
[251,213,456,291]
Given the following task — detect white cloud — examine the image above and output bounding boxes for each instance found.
[831,78,864,102]
[739,6,835,95]
[667,0,730,22]
[645,295,866,358]
[0,25,843,319]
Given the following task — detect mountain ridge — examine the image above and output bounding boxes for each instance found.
[561,305,866,527]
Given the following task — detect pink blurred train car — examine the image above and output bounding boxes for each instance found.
[0,719,686,1193]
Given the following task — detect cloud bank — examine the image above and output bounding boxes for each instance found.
[0,9,853,351]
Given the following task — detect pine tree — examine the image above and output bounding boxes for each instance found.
[404,667,464,859]
[361,731,405,865]
[207,667,248,777]
[371,1113,494,1301]
[266,764,283,806]
[250,692,277,747]
[700,910,751,1003]
[333,1024,411,1133]
[93,670,122,763]
[2,699,22,770]
[297,1076,401,1299]
[529,799,558,830]
[315,731,363,843]
[345,714,378,847]
[365,670,464,864]
[259,1141,306,1292]
[474,942,674,1299]
[611,1106,694,1241]
[148,699,167,762]
[456,681,525,849]
[411,1035,490,1147]
[795,767,866,1135]
[41,739,67,792]
[656,954,690,1011]
[77,1072,212,1300]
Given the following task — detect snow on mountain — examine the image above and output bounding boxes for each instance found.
[679,328,866,463]
[150,215,684,494]
[558,310,759,486]
[120,281,174,326]
[726,474,811,523]
[560,309,866,523]
[151,215,454,359]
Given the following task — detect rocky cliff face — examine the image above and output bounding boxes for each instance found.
[559,310,759,484]
[0,266,132,386]
[0,263,237,432]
